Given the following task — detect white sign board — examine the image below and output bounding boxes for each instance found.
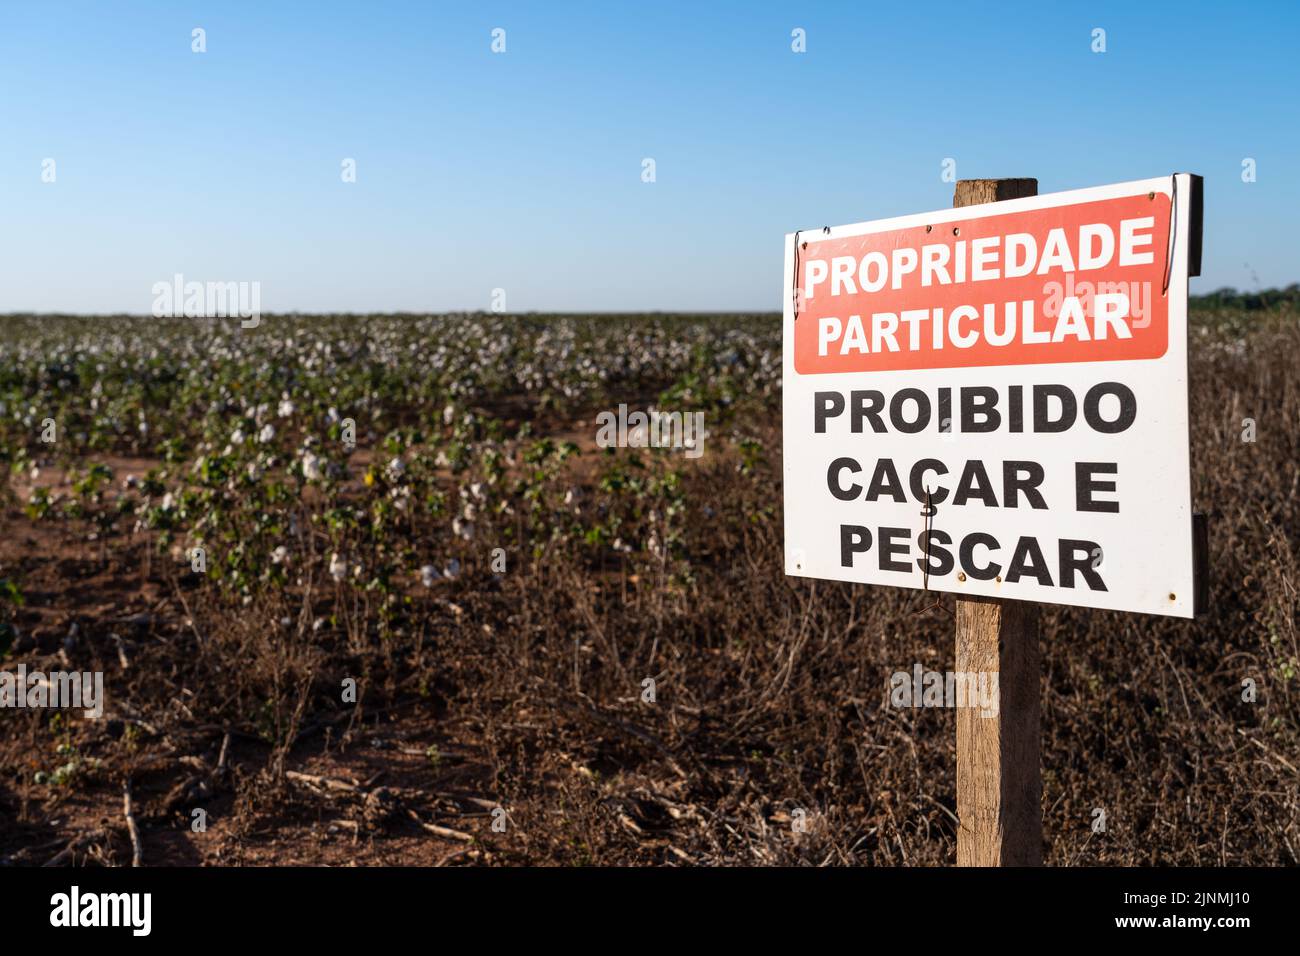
[782,175,1199,617]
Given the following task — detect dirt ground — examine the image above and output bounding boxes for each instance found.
[1,311,1297,867]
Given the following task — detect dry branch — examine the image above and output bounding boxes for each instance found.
[123,781,144,867]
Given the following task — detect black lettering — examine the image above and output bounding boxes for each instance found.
[1059,538,1107,590]
[815,391,844,433]
[879,527,911,572]
[827,457,862,501]
[865,459,906,502]
[960,386,1001,433]
[1003,460,1047,509]
[840,525,872,567]
[909,459,949,505]
[890,388,931,433]
[1075,462,1119,513]
[1005,536,1053,585]
[959,532,1001,580]
[1033,384,1077,432]
[952,460,998,507]
[1083,382,1137,434]
[917,529,954,576]
[850,390,886,433]
[938,387,952,435]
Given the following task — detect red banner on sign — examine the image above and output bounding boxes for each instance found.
[793,192,1171,374]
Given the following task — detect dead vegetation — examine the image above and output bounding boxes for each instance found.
[0,308,1296,866]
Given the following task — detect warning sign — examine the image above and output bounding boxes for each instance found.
[782,176,1201,617]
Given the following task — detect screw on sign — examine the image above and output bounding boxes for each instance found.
[782,175,1207,865]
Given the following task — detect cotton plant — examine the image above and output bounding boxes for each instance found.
[418,556,461,586]
[301,450,324,482]
[0,312,784,616]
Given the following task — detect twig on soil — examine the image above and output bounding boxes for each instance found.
[216,731,231,776]
[285,769,362,793]
[434,791,499,812]
[435,846,475,866]
[407,809,474,843]
[1237,728,1300,776]
[284,769,477,843]
[2,836,71,865]
[123,781,144,867]
[43,832,98,868]
[112,632,131,670]
[562,700,689,779]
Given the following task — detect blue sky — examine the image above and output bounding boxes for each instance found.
[1,1,1296,313]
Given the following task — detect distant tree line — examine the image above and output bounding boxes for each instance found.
[1192,284,1300,310]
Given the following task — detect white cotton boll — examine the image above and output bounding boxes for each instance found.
[387,457,405,479]
[271,545,289,565]
[420,564,440,587]
[443,559,461,580]
[259,424,275,443]
[278,398,295,418]
[328,552,347,582]
[302,451,323,481]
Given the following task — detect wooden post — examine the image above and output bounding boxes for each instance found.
[953,178,1043,866]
